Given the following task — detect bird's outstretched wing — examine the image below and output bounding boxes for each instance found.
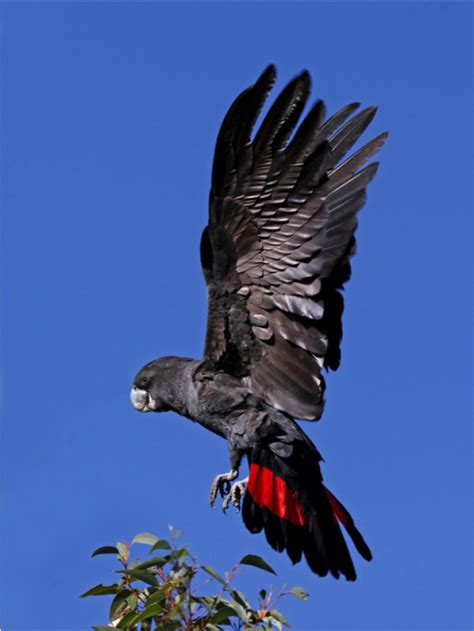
[200,65,387,420]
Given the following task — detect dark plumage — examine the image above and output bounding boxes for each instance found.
[131,66,387,580]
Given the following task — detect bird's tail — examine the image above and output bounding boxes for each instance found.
[242,444,372,580]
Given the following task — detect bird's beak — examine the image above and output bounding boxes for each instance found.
[130,386,152,412]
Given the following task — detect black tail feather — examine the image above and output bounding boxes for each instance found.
[242,444,371,581]
[324,486,373,562]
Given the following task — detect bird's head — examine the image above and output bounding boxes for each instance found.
[130,357,176,413]
[130,356,196,414]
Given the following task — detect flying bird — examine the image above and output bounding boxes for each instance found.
[131,65,387,581]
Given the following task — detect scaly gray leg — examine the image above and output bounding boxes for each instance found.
[222,477,249,513]
[209,469,238,507]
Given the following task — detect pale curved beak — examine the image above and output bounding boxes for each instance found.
[130,386,151,412]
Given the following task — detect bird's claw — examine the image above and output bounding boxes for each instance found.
[209,469,238,507]
[222,477,249,513]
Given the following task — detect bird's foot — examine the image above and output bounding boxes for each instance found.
[209,469,238,507]
[223,477,249,513]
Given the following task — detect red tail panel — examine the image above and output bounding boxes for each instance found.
[248,463,305,526]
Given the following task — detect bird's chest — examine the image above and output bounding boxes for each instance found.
[192,378,249,436]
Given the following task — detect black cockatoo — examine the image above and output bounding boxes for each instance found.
[131,65,387,581]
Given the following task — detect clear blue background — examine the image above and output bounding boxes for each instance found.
[1,3,472,630]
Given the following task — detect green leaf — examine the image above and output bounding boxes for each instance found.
[214,596,248,623]
[268,608,289,626]
[135,603,164,621]
[116,542,129,563]
[91,546,119,557]
[109,589,132,620]
[92,626,114,630]
[194,594,217,611]
[169,547,189,561]
[231,589,250,609]
[80,583,119,597]
[228,598,248,622]
[145,587,167,605]
[202,564,227,585]
[208,605,236,624]
[151,539,172,552]
[159,623,182,631]
[132,532,159,546]
[116,609,140,628]
[239,554,276,575]
[133,555,169,570]
[116,568,159,587]
[288,586,309,600]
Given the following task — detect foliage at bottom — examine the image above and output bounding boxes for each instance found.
[81,527,308,630]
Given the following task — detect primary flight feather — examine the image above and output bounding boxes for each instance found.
[131,65,387,581]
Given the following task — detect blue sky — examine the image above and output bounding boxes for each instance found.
[1,3,472,630]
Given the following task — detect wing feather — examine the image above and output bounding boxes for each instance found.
[202,67,387,419]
